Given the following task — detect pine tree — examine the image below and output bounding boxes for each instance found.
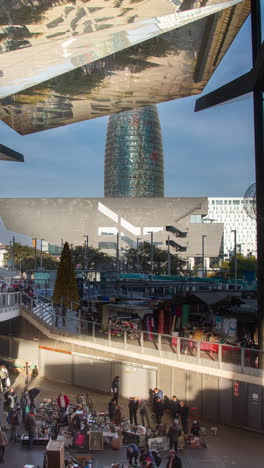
[53,242,79,310]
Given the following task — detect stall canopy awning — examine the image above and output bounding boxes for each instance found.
[192,291,241,306]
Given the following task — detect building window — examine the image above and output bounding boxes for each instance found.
[233,200,240,205]
[216,200,223,205]
[98,227,118,235]
[98,242,116,250]
[190,215,202,223]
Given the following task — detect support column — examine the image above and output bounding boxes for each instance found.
[251,0,264,352]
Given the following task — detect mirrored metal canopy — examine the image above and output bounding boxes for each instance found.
[0,144,24,162]
[0,0,250,135]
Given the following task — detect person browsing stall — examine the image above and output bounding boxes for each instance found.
[127,443,140,466]
[57,392,69,409]
[111,376,120,404]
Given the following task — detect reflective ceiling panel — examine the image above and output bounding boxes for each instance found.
[0,0,250,135]
[0,144,24,162]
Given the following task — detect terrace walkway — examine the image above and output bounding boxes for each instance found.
[0,292,263,383]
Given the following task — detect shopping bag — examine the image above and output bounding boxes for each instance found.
[75,433,85,447]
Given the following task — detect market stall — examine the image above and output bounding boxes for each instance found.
[101,303,152,339]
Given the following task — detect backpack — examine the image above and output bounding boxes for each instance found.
[152,451,162,467]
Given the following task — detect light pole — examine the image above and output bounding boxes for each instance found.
[136,237,141,272]
[167,235,171,275]
[40,239,44,270]
[32,237,37,270]
[202,235,207,277]
[9,238,15,272]
[12,235,15,272]
[83,235,89,271]
[116,232,120,278]
[149,231,154,276]
[231,229,237,286]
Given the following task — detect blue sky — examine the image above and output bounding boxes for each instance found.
[0,16,256,243]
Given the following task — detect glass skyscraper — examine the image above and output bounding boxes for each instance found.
[104,105,164,197]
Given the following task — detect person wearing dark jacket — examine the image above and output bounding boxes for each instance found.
[0,427,8,463]
[153,397,164,425]
[9,408,20,442]
[190,420,200,437]
[166,450,182,468]
[128,397,139,425]
[20,390,29,423]
[127,443,139,465]
[112,406,122,426]
[24,410,36,449]
[139,400,150,427]
[152,388,163,411]
[170,396,180,420]
[56,409,69,434]
[111,376,120,404]
[108,399,116,421]
[167,420,182,451]
[140,448,157,468]
[4,388,17,411]
[178,401,189,434]
[128,397,134,424]
[28,388,40,408]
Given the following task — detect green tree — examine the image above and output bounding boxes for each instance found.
[4,242,58,272]
[70,245,115,271]
[229,254,257,279]
[123,241,185,275]
[209,255,257,279]
[53,242,79,310]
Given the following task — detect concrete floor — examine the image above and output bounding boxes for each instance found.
[2,372,264,468]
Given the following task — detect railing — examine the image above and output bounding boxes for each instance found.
[16,292,264,379]
[0,292,21,309]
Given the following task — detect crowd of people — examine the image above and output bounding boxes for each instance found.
[0,369,203,466]
[106,380,201,468]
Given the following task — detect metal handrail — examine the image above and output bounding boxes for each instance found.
[1,292,263,376]
[23,294,261,352]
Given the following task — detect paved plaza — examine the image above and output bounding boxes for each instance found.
[1,372,264,468]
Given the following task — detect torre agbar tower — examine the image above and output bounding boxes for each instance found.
[104,105,164,198]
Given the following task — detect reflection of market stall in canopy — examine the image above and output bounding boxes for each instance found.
[102,302,153,339]
[191,291,257,342]
[140,291,258,352]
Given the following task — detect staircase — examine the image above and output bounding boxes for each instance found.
[32,298,53,326]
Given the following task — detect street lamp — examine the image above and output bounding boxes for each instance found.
[116,232,120,278]
[148,231,154,276]
[83,235,89,271]
[231,229,237,286]
[40,239,44,270]
[136,237,141,272]
[32,237,37,270]
[167,235,171,275]
[202,235,207,277]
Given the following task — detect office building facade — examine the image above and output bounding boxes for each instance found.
[104,105,164,197]
[207,197,257,258]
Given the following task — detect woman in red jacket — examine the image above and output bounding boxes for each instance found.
[57,392,69,409]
